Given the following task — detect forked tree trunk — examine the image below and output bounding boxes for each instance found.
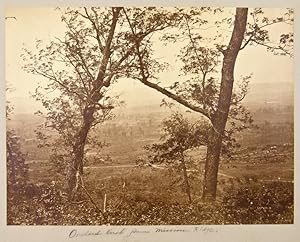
[202,8,248,201]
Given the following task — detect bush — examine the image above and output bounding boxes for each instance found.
[222,181,293,224]
[7,183,105,225]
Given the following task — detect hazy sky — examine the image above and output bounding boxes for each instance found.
[5,7,294,114]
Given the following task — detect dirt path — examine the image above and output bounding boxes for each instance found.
[84,164,136,169]
[218,172,235,178]
[261,179,293,183]
[84,164,294,183]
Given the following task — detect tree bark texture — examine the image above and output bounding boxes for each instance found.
[202,8,248,201]
[67,107,94,199]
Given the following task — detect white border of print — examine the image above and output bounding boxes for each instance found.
[1,1,299,242]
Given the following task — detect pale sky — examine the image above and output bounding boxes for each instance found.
[5,7,294,114]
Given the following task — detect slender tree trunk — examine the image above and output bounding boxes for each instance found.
[67,106,95,199]
[202,8,248,201]
[180,153,192,203]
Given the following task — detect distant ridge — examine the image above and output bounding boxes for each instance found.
[7,81,293,116]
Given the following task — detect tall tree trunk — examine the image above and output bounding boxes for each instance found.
[202,8,248,201]
[180,153,192,203]
[66,7,121,199]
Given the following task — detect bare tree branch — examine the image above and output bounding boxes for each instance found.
[123,8,212,120]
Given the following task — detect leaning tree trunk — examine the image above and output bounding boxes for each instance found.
[66,8,121,199]
[66,106,95,199]
[202,8,248,201]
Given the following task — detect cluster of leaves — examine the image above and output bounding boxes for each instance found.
[145,112,209,164]
[223,76,255,156]
[243,8,294,56]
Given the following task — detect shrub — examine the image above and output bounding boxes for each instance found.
[222,181,293,224]
[7,182,105,225]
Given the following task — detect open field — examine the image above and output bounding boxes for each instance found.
[26,146,294,202]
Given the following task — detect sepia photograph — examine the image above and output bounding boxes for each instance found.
[2,1,299,241]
